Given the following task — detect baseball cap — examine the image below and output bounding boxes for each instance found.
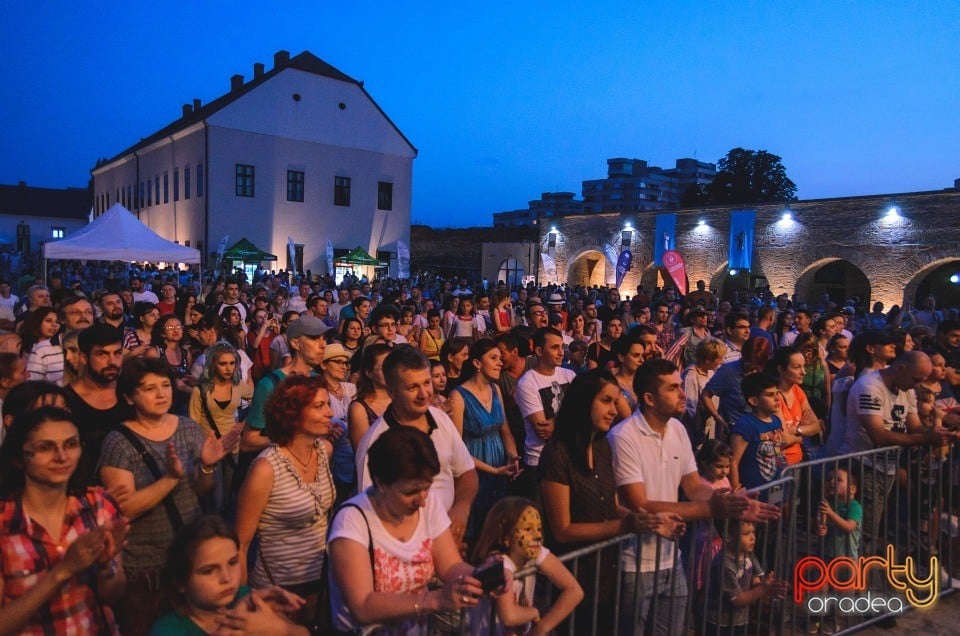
[285,315,330,339]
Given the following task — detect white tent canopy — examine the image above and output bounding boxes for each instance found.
[44,203,201,264]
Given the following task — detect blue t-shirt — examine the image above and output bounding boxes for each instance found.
[732,412,786,489]
[704,361,746,428]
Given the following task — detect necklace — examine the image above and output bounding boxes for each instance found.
[286,445,315,468]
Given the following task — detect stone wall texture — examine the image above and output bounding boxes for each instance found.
[543,189,960,309]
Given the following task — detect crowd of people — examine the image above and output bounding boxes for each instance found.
[0,262,958,635]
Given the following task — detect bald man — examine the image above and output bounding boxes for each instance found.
[848,350,955,555]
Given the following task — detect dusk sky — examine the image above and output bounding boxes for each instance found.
[1,2,957,228]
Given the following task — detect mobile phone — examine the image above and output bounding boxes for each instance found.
[473,560,505,594]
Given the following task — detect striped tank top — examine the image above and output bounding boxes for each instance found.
[250,440,335,587]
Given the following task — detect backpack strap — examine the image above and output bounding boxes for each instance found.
[115,425,184,531]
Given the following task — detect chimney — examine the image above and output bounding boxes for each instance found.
[955,177,960,190]
[273,50,290,68]
[193,98,201,110]
[182,104,192,118]
[253,62,264,78]
[230,74,244,91]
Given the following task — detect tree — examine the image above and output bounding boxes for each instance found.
[705,148,797,205]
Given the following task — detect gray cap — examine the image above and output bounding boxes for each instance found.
[285,315,331,340]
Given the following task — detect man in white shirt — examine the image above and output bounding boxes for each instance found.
[848,351,954,554]
[514,327,575,501]
[130,276,159,304]
[287,281,311,314]
[329,288,351,324]
[355,346,477,545]
[0,281,19,329]
[608,358,779,634]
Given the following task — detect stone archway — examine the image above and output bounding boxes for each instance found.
[709,262,770,302]
[794,258,871,307]
[567,250,609,287]
[906,258,960,310]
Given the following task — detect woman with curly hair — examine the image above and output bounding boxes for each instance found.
[235,375,336,629]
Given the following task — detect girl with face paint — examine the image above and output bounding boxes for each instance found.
[470,497,583,636]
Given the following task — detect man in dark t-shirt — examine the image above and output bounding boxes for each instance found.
[64,324,130,486]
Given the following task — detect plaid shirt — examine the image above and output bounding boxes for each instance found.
[1,487,121,635]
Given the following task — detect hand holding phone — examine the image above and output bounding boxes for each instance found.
[473,559,505,594]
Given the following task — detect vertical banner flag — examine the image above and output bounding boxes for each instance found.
[654,213,677,267]
[662,250,688,296]
[325,240,334,275]
[728,210,756,271]
[287,237,297,274]
[215,235,229,272]
[615,250,633,289]
[397,241,410,279]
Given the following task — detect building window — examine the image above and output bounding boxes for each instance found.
[139,182,145,208]
[163,172,169,203]
[127,185,133,208]
[235,164,255,197]
[51,227,65,239]
[334,176,351,206]
[154,177,160,205]
[173,169,179,201]
[146,182,152,206]
[184,166,191,200]
[287,170,304,202]
[377,181,393,210]
[196,164,204,197]
[184,240,190,247]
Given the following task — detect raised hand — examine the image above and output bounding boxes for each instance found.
[201,423,243,467]
[165,442,186,479]
[57,528,109,578]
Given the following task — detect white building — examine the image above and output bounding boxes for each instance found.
[0,182,91,253]
[91,50,416,277]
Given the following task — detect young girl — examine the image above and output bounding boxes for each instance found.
[150,516,306,635]
[693,440,736,593]
[429,359,450,413]
[471,498,583,636]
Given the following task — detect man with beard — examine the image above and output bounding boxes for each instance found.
[98,291,127,330]
[59,296,95,332]
[64,323,129,485]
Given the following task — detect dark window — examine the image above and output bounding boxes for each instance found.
[184,166,191,200]
[154,177,160,205]
[548,232,557,248]
[197,164,204,197]
[235,164,255,197]
[377,181,393,210]
[139,182,145,208]
[287,170,305,202]
[146,181,152,206]
[127,185,133,208]
[334,176,351,206]
[173,170,179,201]
[621,230,632,247]
[184,240,190,247]
[163,172,169,203]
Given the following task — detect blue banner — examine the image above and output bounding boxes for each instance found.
[615,250,632,289]
[728,209,756,271]
[654,213,676,266]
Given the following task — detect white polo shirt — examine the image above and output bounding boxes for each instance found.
[355,405,475,511]
[608,410,698,573]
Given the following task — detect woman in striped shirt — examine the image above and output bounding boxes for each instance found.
[22,307,64,384]
[235,375,336,631]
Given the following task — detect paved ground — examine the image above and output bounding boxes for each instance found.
[857,590,960,635]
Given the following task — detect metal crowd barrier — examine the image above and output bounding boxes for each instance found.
[359,444,960,635]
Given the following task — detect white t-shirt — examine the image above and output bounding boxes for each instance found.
[608,411,698,573]
[847,369,917,473]
[0,294,18,323]
[514,367,576,466]
[355,406,476,512]
[470,547,550,636]
[328,490,450,634]
[132,289,159,304]
[287,295,309,314]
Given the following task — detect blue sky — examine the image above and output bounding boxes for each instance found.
[1,1,957,227]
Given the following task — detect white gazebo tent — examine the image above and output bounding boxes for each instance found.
[44,203,201,281]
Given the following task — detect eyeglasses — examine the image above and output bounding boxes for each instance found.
[327,358,350,366]
[65,309,94,317]
[24,437,81,456]
[165,325,184,331]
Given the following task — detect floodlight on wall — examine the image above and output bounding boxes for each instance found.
[697,219,706,227]
[951,274,959,284]
[550,225,558,233]
[885,206,900,220]
[782,211,793,221]
[729,269,739,276]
